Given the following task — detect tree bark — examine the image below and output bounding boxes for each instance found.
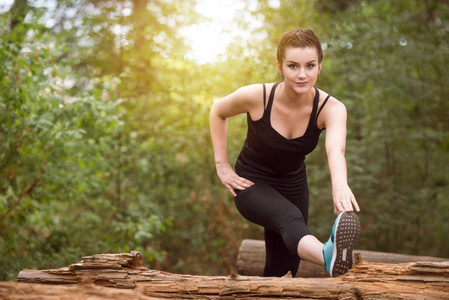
[0,281,156,300]
[13,250,449,299]
[237,239,449,278]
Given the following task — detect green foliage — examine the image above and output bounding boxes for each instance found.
[245,0,449,256]
[1,0,448,282]
[0,0,172,280]
[314,0,449,256]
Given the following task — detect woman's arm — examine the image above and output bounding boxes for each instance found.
[322,99,360,214]
[209,86,258,196]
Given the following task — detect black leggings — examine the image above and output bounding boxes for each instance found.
[234,176,312,277]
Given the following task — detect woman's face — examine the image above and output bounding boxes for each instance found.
[277,46,322,93]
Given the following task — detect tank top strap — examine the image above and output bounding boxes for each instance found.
[262,83,266,109]
[311,87,320,119]
[264,82,280,121]
[315,95,331,132]
[316,93,331,120]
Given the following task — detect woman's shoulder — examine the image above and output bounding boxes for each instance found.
[316,88,346,111]
[235,83,276,99]
[212,83,276,118]
[316,89,347,129]
[231,83,277,119]
[232,82,278,108]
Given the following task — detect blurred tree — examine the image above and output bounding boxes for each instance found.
[0,0,197,279]
[0,5,126,278]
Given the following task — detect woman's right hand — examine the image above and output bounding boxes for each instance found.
[216,163,254,197]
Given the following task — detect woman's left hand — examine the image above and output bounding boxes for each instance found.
[332,184,360,215]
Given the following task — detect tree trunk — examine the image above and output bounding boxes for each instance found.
[237,239,449,278]
[13,250,449,299]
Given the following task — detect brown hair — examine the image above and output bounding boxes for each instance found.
[277,28,323,65]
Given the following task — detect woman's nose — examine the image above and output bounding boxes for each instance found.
[298,67,306,78]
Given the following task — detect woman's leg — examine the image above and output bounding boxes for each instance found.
[234,182,312,276]
[263,228,299,277]
[234,181,360,277]
[297,235,324,266]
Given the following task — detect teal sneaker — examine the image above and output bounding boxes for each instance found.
[322,211,360,277]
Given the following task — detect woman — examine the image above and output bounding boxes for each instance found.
[209,28,361,277]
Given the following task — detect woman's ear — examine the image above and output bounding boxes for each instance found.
[318,61,323,74]
[276,61,283,76]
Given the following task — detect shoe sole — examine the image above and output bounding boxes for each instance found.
[330,211,361,277]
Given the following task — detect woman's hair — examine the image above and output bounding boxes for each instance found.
[277,28,323,65]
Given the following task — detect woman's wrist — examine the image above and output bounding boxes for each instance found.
[215,160,231,168]
[332,179,348,189]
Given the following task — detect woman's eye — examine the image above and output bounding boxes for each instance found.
[307,64,316,69]
[288,64,297,69]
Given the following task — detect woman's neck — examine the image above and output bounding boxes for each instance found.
[279,82,315,108]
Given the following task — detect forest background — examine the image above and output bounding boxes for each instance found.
[1,0,448,281]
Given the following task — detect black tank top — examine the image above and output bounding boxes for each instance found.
[235,83,330,181]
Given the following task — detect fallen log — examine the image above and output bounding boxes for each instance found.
[13,251,449,299]
[0,282,156,300]
[237,239,449,278]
